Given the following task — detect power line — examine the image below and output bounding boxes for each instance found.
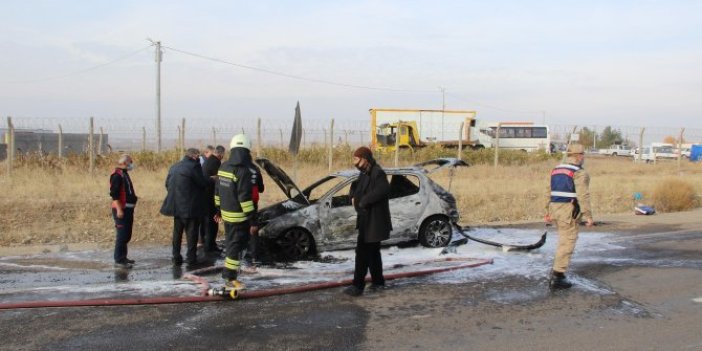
[161,45,439,94]
[1,45,152,84]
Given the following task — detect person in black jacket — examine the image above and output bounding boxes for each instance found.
[160,148,211,266]
[344,146,392,297]
[109,154,138,269]
[200,145,226,253]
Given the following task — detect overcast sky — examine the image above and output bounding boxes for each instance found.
[1,0,701,131]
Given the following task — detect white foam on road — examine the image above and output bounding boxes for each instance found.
[5,227,692,300]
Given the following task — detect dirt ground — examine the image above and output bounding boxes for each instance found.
[0,209,701,351]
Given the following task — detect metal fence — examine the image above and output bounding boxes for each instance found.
[3,116,702,155]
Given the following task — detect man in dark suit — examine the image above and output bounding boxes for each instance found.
[160,148,211,266]
[344,146,392,297]
[201,145,225,253]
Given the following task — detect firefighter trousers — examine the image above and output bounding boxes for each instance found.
[222,222,250,281]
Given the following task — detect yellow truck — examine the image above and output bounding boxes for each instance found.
[370,108,479,152]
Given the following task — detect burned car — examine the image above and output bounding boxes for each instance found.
[254,158,466,260]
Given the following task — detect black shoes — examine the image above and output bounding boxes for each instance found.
[125,258,136,264]
[367,283,386,293]
[343,286,364,297]
[114,261,133,269]
[550,271,573,290]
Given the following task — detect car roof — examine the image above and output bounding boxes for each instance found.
[330,166,425,178]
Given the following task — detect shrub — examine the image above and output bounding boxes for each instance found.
[652,178,699,212]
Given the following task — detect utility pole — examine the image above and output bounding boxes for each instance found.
[148,38,163,152]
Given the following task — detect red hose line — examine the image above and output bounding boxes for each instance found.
[238,258,493,299]
[0,258,492,310]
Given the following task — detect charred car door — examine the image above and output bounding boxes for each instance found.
[387,172,425,240]
[317,178,358,248]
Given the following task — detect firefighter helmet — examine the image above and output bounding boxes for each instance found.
[229,134,251,150]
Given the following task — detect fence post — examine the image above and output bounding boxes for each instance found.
[637,128,645,163]
[323,128,327,150]
[142,127,147,152]
[561,126,578,163]
[279,129,284,148]
[257,117,262,158]
[302,129,306,148]
[344,130,349,146]
[394,120,400,167]
[177,126,182,154]
[677,128,685,169]
[89,117,95,175]
[328,119,334,172]
[212,127,217,147]
[98,127,104,155]
[494,123,501,168]
[6,116,13,176]
[457,122,464,160]
[181,118,186,151]
[58,124,63,159]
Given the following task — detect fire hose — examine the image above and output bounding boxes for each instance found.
[0,257,492,310]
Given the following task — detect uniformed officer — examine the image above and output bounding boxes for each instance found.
[545,143,593,289]
[214,134,263,288]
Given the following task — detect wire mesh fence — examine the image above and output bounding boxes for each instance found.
[3,116,702,154]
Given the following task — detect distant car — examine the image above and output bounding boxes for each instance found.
[598,145,631,156]
[680,148,691,159]
[254,158,465,260]
[631,146,678,162]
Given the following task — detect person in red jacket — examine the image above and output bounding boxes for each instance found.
[109,154,138,269]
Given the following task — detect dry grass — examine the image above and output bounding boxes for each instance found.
[653,178,699,212]
[1,151,701,245]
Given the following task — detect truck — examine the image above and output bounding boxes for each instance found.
[370,108,551,153]
[598,144,631,156]
[371,109,479,152]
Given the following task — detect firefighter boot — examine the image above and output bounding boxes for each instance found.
[550,271,573,290]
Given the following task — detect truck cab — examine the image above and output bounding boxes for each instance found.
[375,121,423,152]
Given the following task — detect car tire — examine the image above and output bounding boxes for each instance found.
[418,215,452,248]
[277,227,315,260]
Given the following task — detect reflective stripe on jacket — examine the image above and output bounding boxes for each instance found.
[215,150,259,225]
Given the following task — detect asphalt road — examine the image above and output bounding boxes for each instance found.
[1,220,701,351]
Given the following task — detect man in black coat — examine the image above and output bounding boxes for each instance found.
[160,148,211,265]
[344,146,392,297]
[200,145,225,253]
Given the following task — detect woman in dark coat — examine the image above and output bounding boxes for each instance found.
[344,146,392,296]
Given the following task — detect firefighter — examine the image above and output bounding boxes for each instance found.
[215,134,263,287]
[545,143,593,289]
[109,154,138,269]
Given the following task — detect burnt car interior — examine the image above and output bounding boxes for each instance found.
[389,174,420,199]
[329,174,421,208]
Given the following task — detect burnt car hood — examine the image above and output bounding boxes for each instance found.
[255,157,310,205]
[413,158,469,174]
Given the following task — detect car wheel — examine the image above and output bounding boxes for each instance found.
[418,215,452,248]
[277,227,314,260]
